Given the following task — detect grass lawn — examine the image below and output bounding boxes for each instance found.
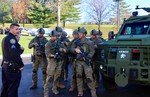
[0,35,36,55]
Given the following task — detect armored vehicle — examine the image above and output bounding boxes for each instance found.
[98,6,150,89]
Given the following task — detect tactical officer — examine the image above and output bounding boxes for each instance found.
[90,29,102,88]
[108,31,115,40]
[28,28,48,89]
[55,26,66,89]
[0,23,24,97]
[44,30,68,96]
[61,31,70,81]
[96,30,105,43]
[69,29,79,92]
[71,27,97,97]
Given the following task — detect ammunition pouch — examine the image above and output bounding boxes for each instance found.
[3,61,20,73]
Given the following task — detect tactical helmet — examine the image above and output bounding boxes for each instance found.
[72,29,78,35]
[50,30,58,36]
[55,26,63,32]
[37,28,45,34]
[90,29,97,35]
[78,27,87,34]
[97,30,102,35]
[62,31,67,37]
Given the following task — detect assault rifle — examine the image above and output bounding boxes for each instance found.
[75,39,91,66]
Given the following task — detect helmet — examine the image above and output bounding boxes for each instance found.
[55,26,63,32]
[97,30,102,35]
[72,29,78,35]
[62,31,67,37]
[50,30,58,36]
[108,31,114,36]
[78,27,87,34]
[37,28,45,34]
[90,29,97,35]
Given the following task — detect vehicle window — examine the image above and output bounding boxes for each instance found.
[121,22,149,35]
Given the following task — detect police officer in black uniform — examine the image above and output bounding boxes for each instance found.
[0,23,24,97]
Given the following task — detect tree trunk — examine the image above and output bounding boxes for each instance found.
[57,0,61,26]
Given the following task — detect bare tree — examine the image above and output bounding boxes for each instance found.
[84,0,111,30]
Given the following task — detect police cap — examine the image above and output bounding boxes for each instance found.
[50,30,58,36]
[90,29,97,35]
[55,26,63,32]
[37,28,45,34]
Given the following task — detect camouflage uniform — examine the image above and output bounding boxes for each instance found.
[71,27,97,97]
[55,26,66,89]
[44,30,68,96]
[90,29,102,88]
[60,31,70,81]
[28,28,48,89]
[68,29,79,91]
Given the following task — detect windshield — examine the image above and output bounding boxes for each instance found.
[120,22,149,35]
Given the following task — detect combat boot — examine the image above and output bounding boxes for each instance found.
[52,88,59,95]
[58,84,65,89]
[69,87,75,92]
[91,90,97,97]
[78,91,83,96]
[30,83,37,89]
[44,94,49,97]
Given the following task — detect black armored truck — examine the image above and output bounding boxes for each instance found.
[98,6,150,89]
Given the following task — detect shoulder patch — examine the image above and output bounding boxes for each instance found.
[10,39,16,44]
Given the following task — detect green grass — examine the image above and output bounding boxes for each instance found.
[0,24,118,55]
[0,35,35,55]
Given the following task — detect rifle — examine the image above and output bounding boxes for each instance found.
[54,39,61,61]
[35,37,45,57]
[75,39,91,66]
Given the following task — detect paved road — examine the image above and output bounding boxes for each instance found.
[1,57,150,97]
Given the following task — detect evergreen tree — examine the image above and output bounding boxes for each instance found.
[110,0,131,25]
[27,1,56,27]
[0,0,12,27]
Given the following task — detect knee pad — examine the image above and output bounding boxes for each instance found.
[48,77,53,82]
[77,74,82,78]
[42,71,46,74]
[32,69,37,73]
[86,78,92,83]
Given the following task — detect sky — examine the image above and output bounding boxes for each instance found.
[124,0,150,15]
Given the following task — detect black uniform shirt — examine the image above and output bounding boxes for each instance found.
[2,33,24,67]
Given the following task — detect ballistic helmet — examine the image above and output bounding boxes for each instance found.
[55,26,63,32]
[78,27,87,34]
[50,30,58,36]
[72,29,78,35]
[62,31,67,37]
[97,30,102,35]
[90,29,97,35]
[37,28,45,34]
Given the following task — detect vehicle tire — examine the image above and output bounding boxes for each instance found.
[102,74,117,90]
